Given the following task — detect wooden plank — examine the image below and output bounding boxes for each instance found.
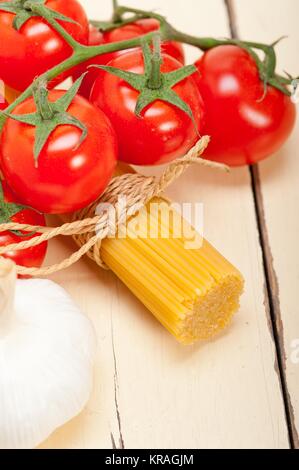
[40,0,289,449]
[232,0,299,447]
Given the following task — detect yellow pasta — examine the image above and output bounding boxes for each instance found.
[99,166,244,345]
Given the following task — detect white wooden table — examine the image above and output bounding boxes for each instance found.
[40,0,299,449]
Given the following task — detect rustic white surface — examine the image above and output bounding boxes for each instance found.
[38,0,299,449]
[233,0,299,446]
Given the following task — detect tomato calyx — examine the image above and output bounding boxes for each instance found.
[0,182,26,223]
[0,0,79,31]
[1,75,88,165]
[0,181,36,236]
[92,35,197,122]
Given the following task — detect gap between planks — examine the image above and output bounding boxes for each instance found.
[223,0,299,449]
[110,280,125,449]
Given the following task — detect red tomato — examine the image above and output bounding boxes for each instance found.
[0,180,48,276]
[74,19,185,99]
[0,90,118,214]
[90,50,204,166]
[194,45,296,166]
[0,0,89,91]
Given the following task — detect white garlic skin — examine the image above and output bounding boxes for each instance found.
[0,279,96,449]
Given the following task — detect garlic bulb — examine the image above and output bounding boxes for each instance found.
[0,257,96,449]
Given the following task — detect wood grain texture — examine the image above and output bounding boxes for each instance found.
[232,0,299,447]
[39,0,291,449]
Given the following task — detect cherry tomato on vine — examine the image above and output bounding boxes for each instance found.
[0,90,118,214]
[74,19,185,99]
[0,180,48,277]
[0,0,89,91]
[90,50,203,166]
[194,45,296,166]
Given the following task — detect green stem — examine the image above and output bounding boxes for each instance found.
[167,29,226,49]
[167,29,280,85]
[117,6,270,54]
[1,32,156,124]
[91,14,144,33]
[117,6,165,24]
[112,0,122,23]
[276,74,295,85]
[148,35,162,89]
[33,82,54,120]
[117,5,291,94]
[25,1,81,50]
[169,29,262,54]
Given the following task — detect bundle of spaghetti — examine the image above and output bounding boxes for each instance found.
[100,200,244,344]
[71,161,244,345]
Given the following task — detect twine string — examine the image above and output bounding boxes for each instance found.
[0,137,228,276]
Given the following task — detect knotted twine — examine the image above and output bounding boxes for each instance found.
[0,136,228,277]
